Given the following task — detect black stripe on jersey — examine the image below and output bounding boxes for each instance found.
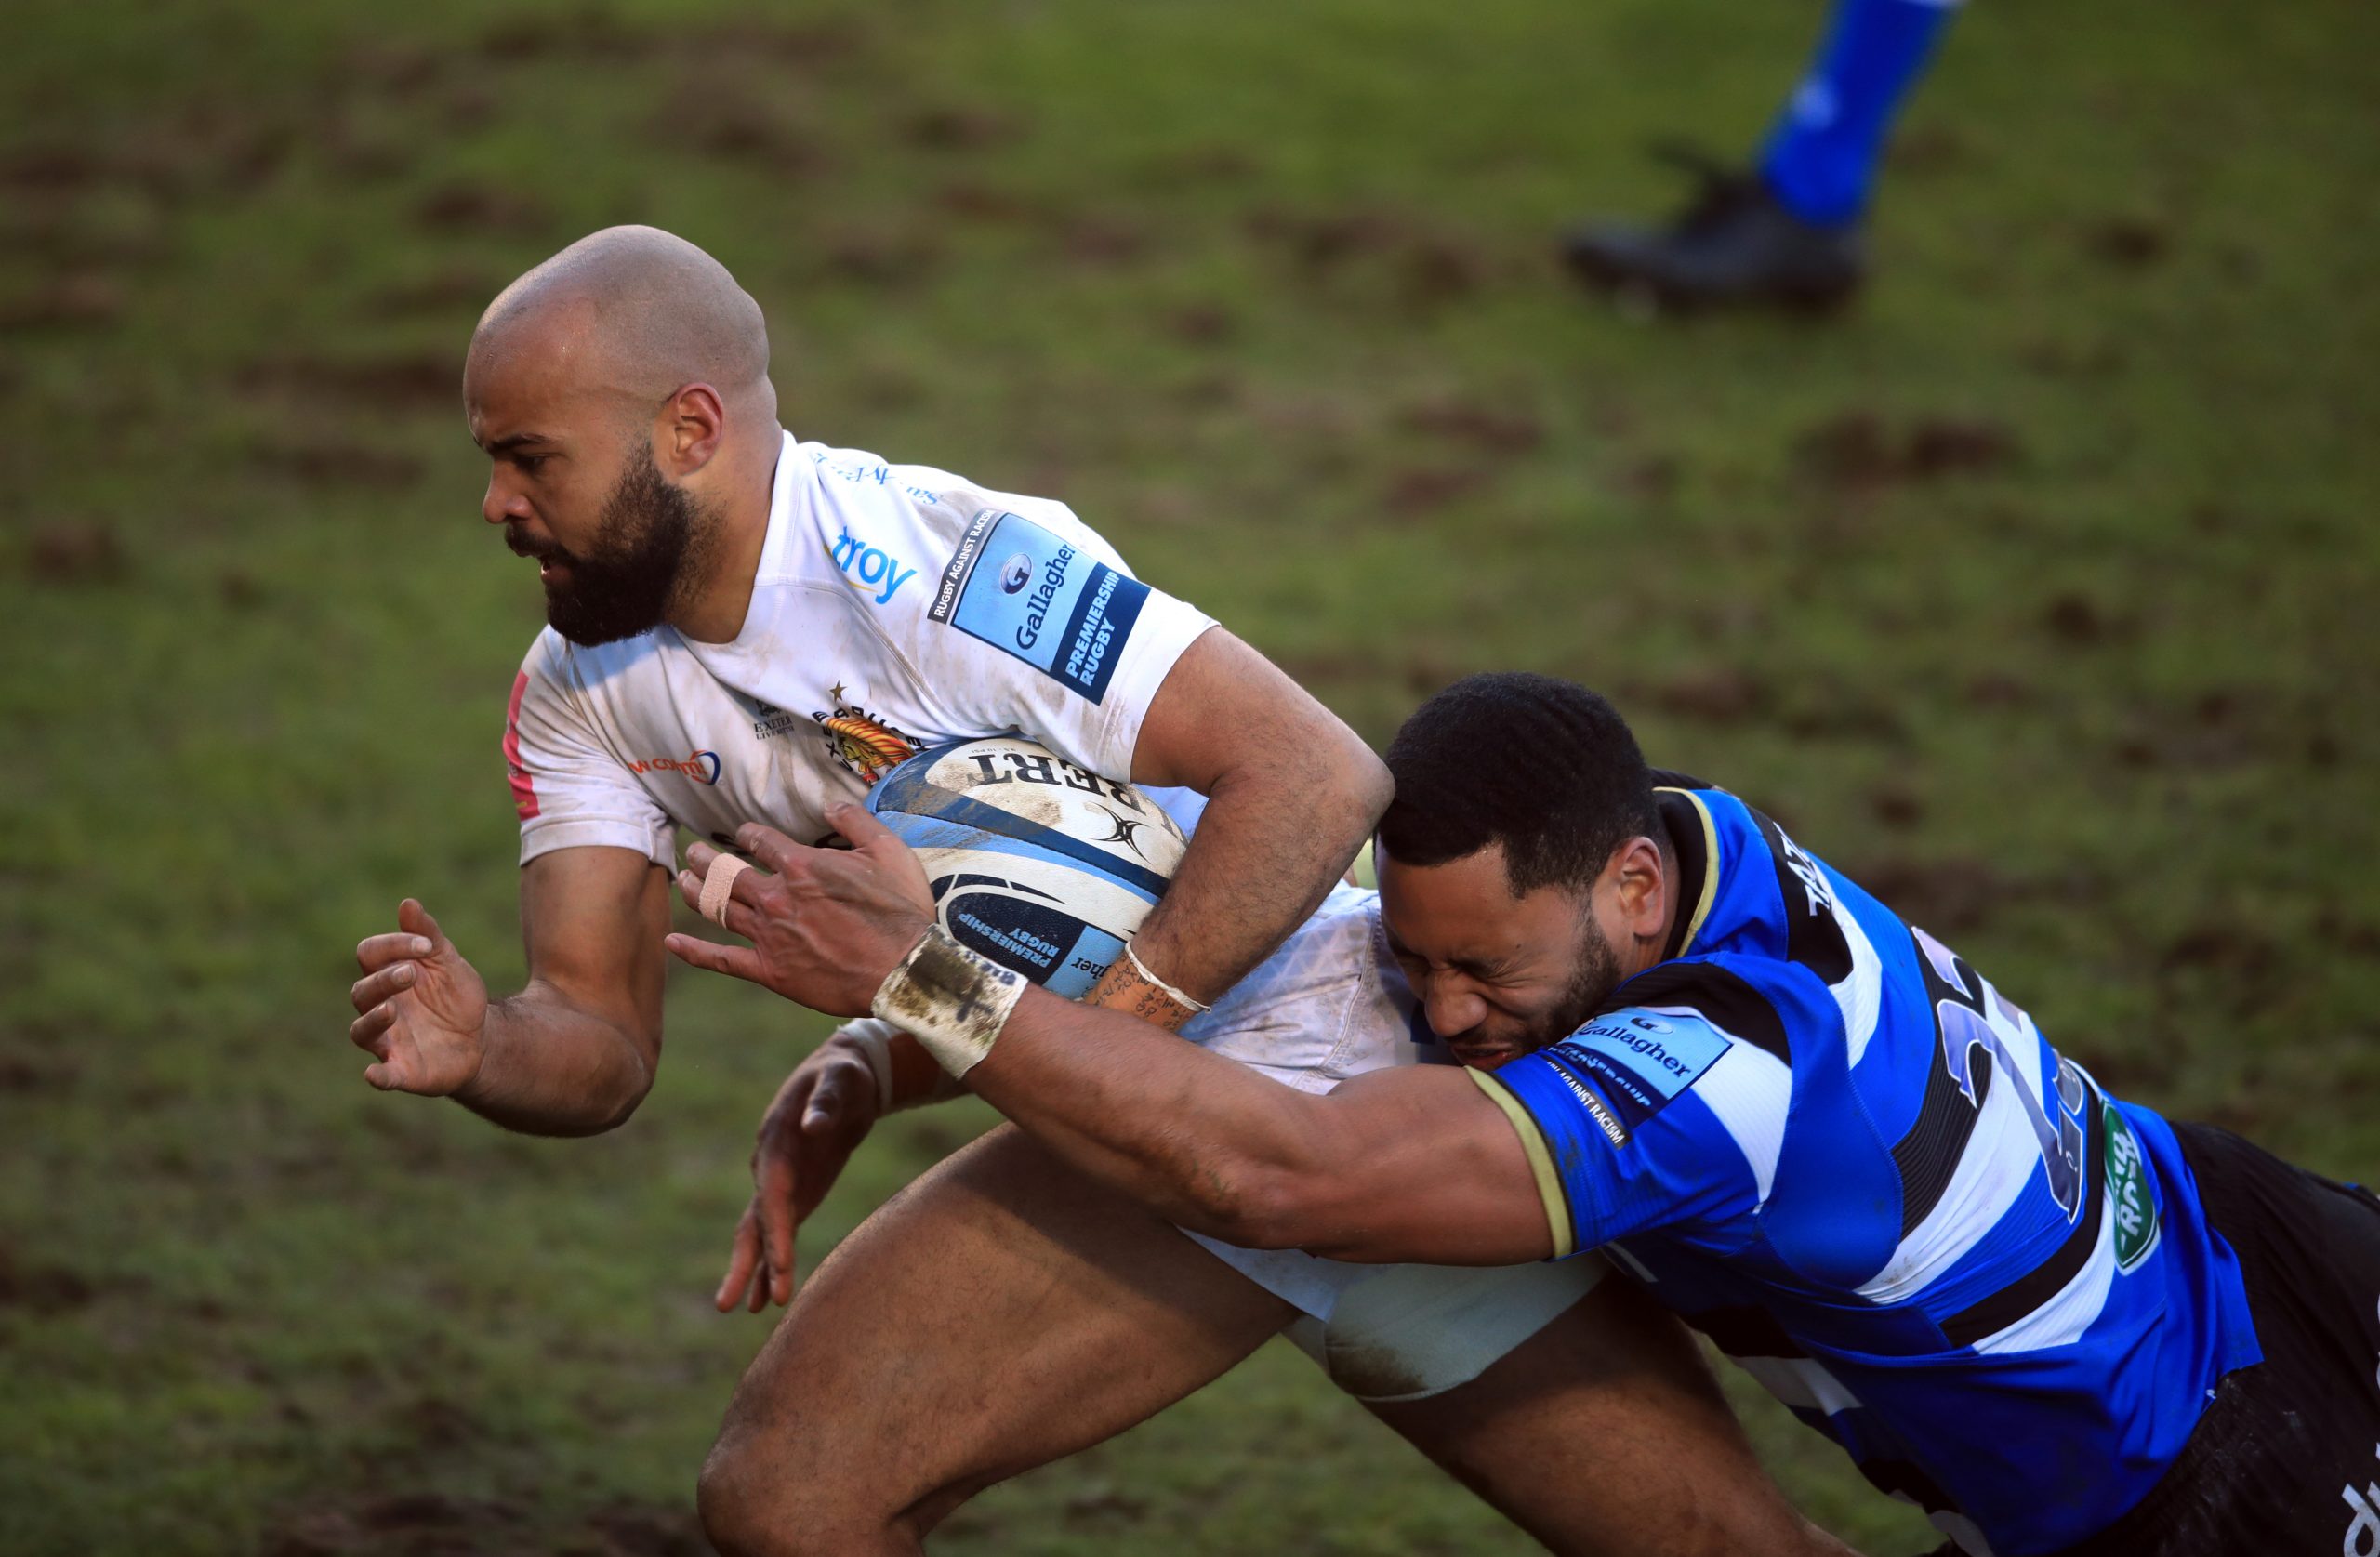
[1646,767,1714,791]
[1860,1459,1958,1517]
[1600,960,1792,1065]
[1938,1101,2108,1350]
[1891,927,2012,1239]
[1892,1031,1990,1240]
[1685,1303,1805,1359]
[1746,806,1856,985]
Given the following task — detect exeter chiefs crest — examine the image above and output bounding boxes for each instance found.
[812,682,918,785]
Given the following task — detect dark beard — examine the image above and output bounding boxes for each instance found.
[1517,919,1630,1052]
[537,449,708,647]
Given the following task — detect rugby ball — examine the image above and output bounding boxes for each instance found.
[866,737,1187,998]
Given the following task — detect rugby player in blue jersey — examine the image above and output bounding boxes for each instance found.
[678,671,2380,1555]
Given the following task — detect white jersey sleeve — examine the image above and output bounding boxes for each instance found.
[803,445,1215,783]
[505,630,676,869]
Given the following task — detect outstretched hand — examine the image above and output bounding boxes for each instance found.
[349,898,489,1095]
[665,804,937,1017]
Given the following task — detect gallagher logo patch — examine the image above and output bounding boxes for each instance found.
[1548,1013,1727,1134]
[928,508,1149,704]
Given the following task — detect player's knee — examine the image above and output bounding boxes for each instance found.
[695,1432,777,1557]
[699,1414,907,1557]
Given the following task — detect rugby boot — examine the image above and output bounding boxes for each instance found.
[1562,145,1867,313]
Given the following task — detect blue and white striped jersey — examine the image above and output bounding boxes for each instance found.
[1470,779,2262,1555]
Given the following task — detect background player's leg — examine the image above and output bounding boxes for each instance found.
[1759,0,1963,227]
[1367,1275,1858,1557]
[696,1123,1297,1557]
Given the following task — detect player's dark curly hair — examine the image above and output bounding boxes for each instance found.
[1380,673,1658,896]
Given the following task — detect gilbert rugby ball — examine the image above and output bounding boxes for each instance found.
[866,737,1187,998]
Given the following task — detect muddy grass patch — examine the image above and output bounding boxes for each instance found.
[1794,412,2023,490]
[1842,857,2011,935]
[235,351,461,413]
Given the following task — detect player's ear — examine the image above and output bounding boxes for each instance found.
[657,382,726,475]
[1612,836,1668,937]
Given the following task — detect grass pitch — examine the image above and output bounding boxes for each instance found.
[2,0,2374,1551]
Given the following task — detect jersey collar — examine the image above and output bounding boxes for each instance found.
[1655,784,1720,961]
[686,431,800,664]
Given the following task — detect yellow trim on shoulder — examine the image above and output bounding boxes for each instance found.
[1657,785,1722,958]
[1468,1068,1576,1259]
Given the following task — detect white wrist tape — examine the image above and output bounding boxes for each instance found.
[833,1019,971,1112]
[1126,939,1210,1015]
[835,1019,902,1113]
[870,926,1025,1078]
[698,851,751,927]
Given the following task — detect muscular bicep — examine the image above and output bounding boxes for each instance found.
[520,845,672,1055]
[1128,627,1379,796]
[1113,629,1391,1006]
[1271,1064,1560,1266]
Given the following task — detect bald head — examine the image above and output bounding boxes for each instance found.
[469,226,773,418]
[467,228,787,649]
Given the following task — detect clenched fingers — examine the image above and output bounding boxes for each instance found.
[350,960,418,1015]
[350,1001,397,1053]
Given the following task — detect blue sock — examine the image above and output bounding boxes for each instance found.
[1758,0,1960,228]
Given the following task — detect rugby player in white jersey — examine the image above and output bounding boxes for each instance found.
[348,228,1845,1557]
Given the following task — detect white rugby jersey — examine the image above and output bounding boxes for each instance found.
[503,432,1215,867]
[1183,884,1441,1093]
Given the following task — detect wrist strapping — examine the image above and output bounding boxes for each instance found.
[1125,939,1210,1015]
[835,1019,902,1113]
[869,925,1025,1078]
[835,1019,970,1113]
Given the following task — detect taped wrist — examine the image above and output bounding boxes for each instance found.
[869,925,1025,1078]
[834,1019,970,1113]
[833,1019,902,1113]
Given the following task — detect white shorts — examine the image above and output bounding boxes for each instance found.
[1171,884,1610,1402]
[1185,1233,1609,1402]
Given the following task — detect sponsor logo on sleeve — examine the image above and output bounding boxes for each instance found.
[1535,1059,1633,1146]
[926,508,1149,704]
[1548,1013,1728,1135]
